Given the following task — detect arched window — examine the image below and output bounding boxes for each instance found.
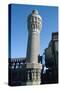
[35,17,37,21]
[38,18,40,21]
[32,16,34,22]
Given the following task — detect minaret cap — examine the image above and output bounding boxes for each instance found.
[32,10,39,14]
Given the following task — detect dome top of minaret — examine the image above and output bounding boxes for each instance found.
[32,10,39,15]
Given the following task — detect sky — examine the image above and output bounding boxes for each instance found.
[10,4,58,58]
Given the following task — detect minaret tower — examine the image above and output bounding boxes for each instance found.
[26,10,42,85]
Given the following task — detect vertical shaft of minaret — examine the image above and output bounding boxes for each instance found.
[26,10,42,64]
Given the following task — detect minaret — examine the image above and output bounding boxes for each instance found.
[26,10,42,63]
[26,10,42,85]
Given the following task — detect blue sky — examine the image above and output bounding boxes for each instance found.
[10,4,58,58]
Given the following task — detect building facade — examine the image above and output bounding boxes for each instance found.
[42,32,58,84]
[45,32,58,68]
[9,56,42,86]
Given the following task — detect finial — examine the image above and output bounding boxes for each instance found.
[32,10,39,14]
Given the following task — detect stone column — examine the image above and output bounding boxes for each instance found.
[27,71,30,81]
[31,70,34,80]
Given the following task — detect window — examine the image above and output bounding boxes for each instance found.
[11,65,14,69]
[32,16,34,22]
[32,24,34,29]
[16,65,19,69]
[13,62,15,66]
[16,62,19,65]
[38,18,40,21]
[35,17,37,21]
